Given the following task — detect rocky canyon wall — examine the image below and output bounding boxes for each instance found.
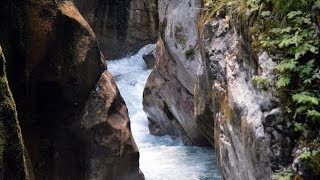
[74,0,159,59]
[198,13,292,179]
[143,0,292,179]
[0,0,142,179]
[143,0,210,146]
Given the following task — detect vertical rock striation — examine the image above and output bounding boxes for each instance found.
[197,8,293,179]
[197,14,276,179]
[143,0,292,179]
[74,0,159,59]
[143,0,210,146]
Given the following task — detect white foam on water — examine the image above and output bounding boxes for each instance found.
[108,44,221,180]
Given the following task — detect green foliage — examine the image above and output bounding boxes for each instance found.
[174,26,187,47]
[272,168,294,180]
[252,75,270,89]
[292,92,319,106]
[276,75,291,88]
[299,151,312,160]
[298,149,320,176]
[204,1,320,124]
[309,150,320,175]
[250,0,320,133]
[244,0,320,174]
[294,122,305,133]
[204,0,320,177]
[203,0,247,18]
[271,0,314,18]
[185,49,195,58]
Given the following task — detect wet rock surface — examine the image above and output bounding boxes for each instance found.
[142,50,156,69]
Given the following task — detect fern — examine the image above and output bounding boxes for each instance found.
[247,0,320,141]
[292,92,319,106]
[299,151,312,160]
[276,75,291,88]
[294,122,305,132]
[276,59,297,72]
[273,168,294,180]
[211,0,320,147]
[307,110,320,121]
[298,60,315,78]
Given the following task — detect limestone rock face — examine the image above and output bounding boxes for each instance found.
[0,0,143,179]
[74,0,159,59]
[143,0,292,179]
[198,17,272,180]
[197,13,293,180]
[143,0,210,146]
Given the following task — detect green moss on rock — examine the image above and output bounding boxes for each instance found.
[185,49,195,58]
[308,150,320,176]
[174,26,187,47]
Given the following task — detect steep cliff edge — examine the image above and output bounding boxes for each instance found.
[74,0,159,59]
[143,0,298,179]
[0,0,142,179]
[143,0,210,146]
[197,12,289,179]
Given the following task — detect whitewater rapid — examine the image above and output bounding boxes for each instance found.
[108,44,221,180]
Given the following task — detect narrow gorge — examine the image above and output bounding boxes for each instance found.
[0,0,320,180]
[108,44,220,179]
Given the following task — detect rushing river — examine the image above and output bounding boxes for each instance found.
[108,44,221,180]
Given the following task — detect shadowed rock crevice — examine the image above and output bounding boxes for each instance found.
[0,46,32,180]
[75,0,159,59]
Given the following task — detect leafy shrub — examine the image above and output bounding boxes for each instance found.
[204,0,320,176]
[252,75,270,89]
[260,5,320,126]
[272,168,294,180]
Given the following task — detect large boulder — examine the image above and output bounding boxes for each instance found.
[0,0,143,179]
[82,71,143,180]
[74,0,159,59]
[142,50,156,69]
